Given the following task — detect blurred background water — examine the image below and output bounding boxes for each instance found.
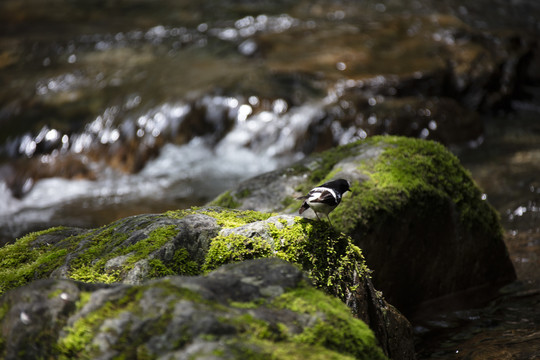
[1,0,539,357]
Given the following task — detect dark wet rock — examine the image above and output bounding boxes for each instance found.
[0,207,415,359]
[412,280,540,358]
[314,96,483,152]
[211,136,517,314]
[0,258,389,360]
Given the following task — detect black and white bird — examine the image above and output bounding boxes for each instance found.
[297,179,351,226]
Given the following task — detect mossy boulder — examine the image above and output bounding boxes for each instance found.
[211,135,517,313]
[0,258,388,360]
[0,209,360,296]
[0,207,415,359]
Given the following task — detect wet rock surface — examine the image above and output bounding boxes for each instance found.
[0,258,389,360]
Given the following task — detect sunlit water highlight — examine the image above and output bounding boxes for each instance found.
[0,100,327,240]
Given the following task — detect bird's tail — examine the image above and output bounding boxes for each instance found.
[299,202,310,214]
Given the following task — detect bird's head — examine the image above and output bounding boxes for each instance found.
[336,179,351,194]
[322,178,350,195]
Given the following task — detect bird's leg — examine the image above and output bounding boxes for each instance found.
[313,211,321,221]
[326,213,334,227]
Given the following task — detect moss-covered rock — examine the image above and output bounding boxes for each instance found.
[0,209,363,300]
[211,135,516,313]
[0,258,388,360]
[0,212,210,293]
[0,206,415,359]
[0,209,259,293]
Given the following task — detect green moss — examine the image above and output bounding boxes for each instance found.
[135,346,153,360]
[162,208,197,219]
[285,135,500,242]
[68,224,180,284]
[55,290,92,358]
[199,208,274,228]
[229,313,289,342]
[70,265,122,284]
[228,300,264,309]
[57,283,206,359]
[168,248,200,276]
[168,207,274,228]
[0,208,277,295]
[0,217,194,295]
[66,225,130,280]
[0,223,383,359]
[218,282,386,360]
[0,301,9,356]
[210,191,241,209]
[0,301,8,322]
[210,188,253,209]
[48,288,65,299]
[251,340,356,360]
[220,282,386,360]
[272,219,366,300]
[0,227,70,295]
[332,136,502,239]
[58,287,140,358]
[274,287,386,360]
[57,297,129,358]
[77,291,92,309]
[147,258,176,278]
[123,225,180,265]
[203,234,273,272]
[203,217,367,302]
[237,188,252,199]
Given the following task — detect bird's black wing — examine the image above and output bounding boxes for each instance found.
[307,188,339,206]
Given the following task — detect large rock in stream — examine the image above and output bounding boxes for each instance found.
[0,258,388,360]
[0,207,414,359]
[211,135,517,313]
